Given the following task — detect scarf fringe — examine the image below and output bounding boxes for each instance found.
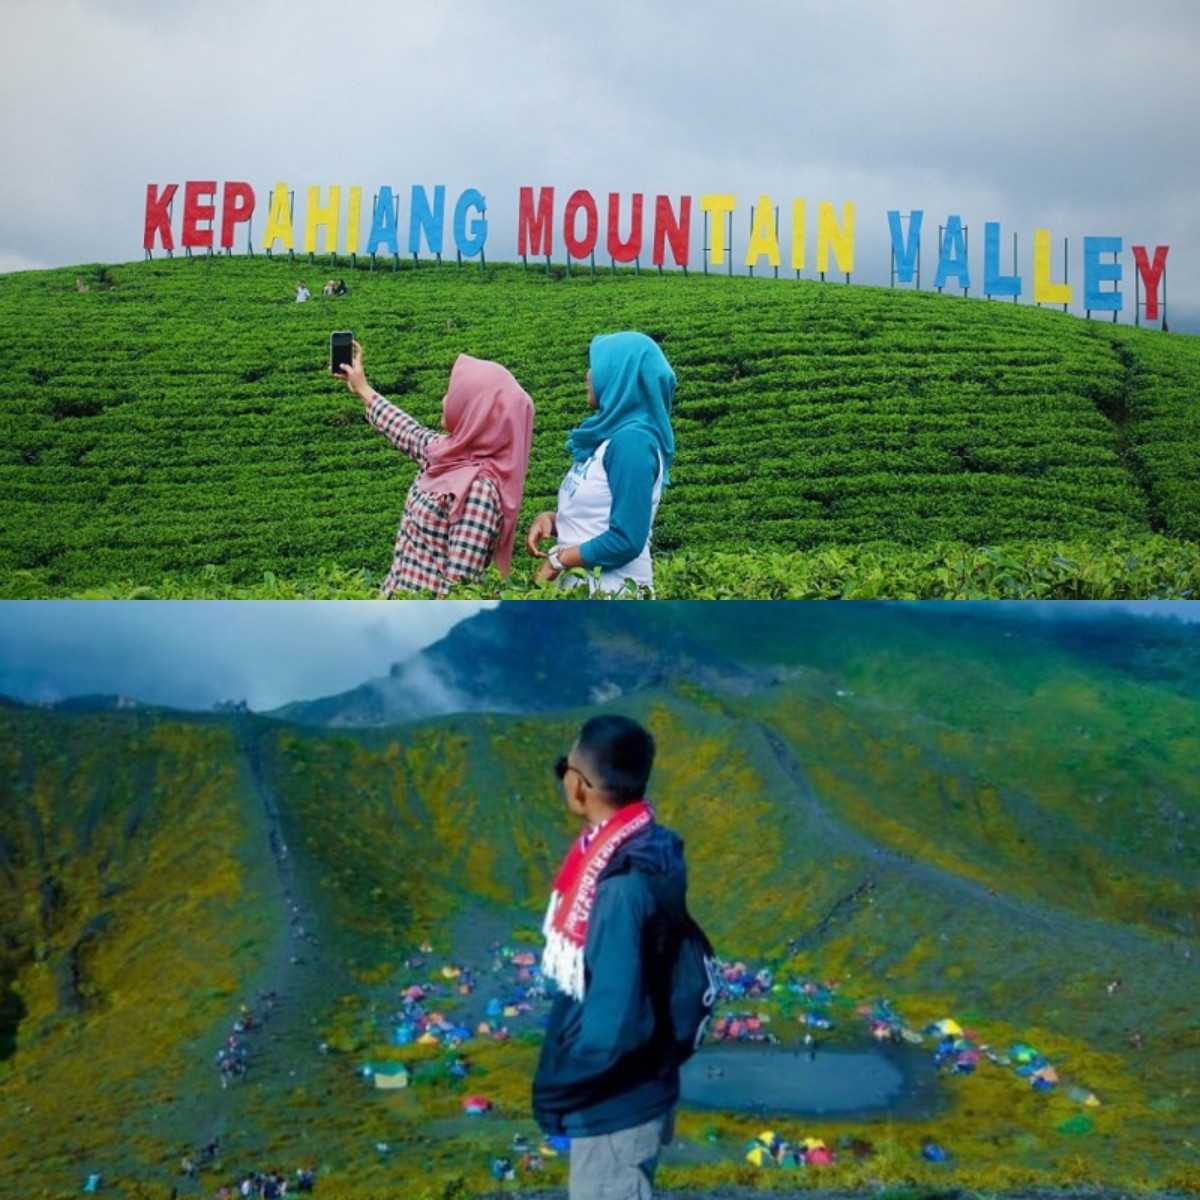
[541,900,586,1000]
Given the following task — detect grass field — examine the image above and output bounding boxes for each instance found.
[1,256,1198,598]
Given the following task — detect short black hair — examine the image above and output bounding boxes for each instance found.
[576,714,655,804]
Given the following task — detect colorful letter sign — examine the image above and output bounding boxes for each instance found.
[1133,245,1169,321]
[139,179,1171,328]
[1084,235,1122,312]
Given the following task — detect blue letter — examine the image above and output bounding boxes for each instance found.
[366,187,399,255]
[934,215,971,291]
[887,209,922,283]
[1084,235,1123,311]
[409,185,446,255]
[453,189,487,257]
[983,221,1021,297]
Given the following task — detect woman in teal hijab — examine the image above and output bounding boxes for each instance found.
[527,331,675,594]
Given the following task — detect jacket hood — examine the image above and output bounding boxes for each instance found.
[605,819,687,904]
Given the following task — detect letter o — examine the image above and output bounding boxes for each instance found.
[563,189,599,259]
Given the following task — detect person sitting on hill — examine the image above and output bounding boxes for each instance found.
[335,339,535,597]
[333,279,348,296]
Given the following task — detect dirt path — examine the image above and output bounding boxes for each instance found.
[754,719,1182,960]
[162,718,349,1187]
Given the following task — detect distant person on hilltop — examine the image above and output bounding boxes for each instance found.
[533,714,687,1200]
[336,339,534,597]
[526,331,675,595]
[295,280,310,303]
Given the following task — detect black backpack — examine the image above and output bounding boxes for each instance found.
[643,872,722,1063]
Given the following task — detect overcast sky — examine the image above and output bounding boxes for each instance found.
[0,601,491,711]
[3,0,1198,331]
[0,601,1196,713]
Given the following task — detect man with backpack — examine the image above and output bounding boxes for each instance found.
[533,714,714,1200]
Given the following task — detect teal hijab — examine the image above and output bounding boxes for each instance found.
[566,331,676,485]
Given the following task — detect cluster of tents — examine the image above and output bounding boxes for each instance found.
[744,1130,837,1168]
[744,1130,953,1169]
[718,961,776,999]
[360,940,553,1093]
[709,1011,778,1044]
[849,997,1102,1109]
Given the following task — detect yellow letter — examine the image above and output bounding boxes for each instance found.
[744,195,780,268]
[700,194,736,266]
[817,201,855,274]
[1033,229,1072,304]
[345,186,362,254]
[304,185,341,254]
[261,182,294,252]
[791,199,807,271]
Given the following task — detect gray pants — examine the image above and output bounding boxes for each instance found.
[568,1111,674,1200]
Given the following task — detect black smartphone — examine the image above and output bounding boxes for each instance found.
[330,330,354,374]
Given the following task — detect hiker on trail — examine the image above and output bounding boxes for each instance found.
[525,331,675,595]
[335,339,535,597]
[533,714,688,1200]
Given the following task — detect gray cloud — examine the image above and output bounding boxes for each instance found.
[0,600,493,711]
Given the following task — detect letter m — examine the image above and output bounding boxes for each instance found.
[518,187,555,257]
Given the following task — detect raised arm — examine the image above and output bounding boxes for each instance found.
[336,339,437,465]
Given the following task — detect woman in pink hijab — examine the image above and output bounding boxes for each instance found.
[338,340,534,597]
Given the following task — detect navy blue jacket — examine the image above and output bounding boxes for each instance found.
[532,821,687,1137]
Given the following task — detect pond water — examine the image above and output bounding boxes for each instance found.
[680,1042,945,1119]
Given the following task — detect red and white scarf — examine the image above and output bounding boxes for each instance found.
[541,800,654,1000]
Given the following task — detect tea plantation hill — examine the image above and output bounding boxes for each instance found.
[1,604,1197,1196]
[2,257,1199,599]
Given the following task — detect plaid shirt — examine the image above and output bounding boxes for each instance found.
[367,393,502,598]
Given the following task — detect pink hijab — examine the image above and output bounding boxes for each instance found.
[416,354,534,576]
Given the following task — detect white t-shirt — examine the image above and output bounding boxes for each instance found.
[556,438,663,594]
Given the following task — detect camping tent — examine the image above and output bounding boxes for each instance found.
[366,1064,410,1089]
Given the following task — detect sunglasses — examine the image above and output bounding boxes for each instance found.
[555,754,596,789]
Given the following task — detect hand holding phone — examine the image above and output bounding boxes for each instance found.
[330,330,354,375]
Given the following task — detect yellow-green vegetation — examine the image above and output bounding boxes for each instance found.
[1,606,1197,1196]
[0,711,280,1196]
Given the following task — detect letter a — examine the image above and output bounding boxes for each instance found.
[262,183,294,252]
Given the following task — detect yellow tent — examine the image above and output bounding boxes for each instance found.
[373,1068,409,1090]
[936,1018,963,1037]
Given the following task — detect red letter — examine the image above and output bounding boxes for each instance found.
[606,193,643,263]
[181,180,217,250]
[518,186,555,256]
[653,195,691,268]
[1133,245,1169,322]
[144,183,178,251]
[220,182,256,250]
[563,190,598,259]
